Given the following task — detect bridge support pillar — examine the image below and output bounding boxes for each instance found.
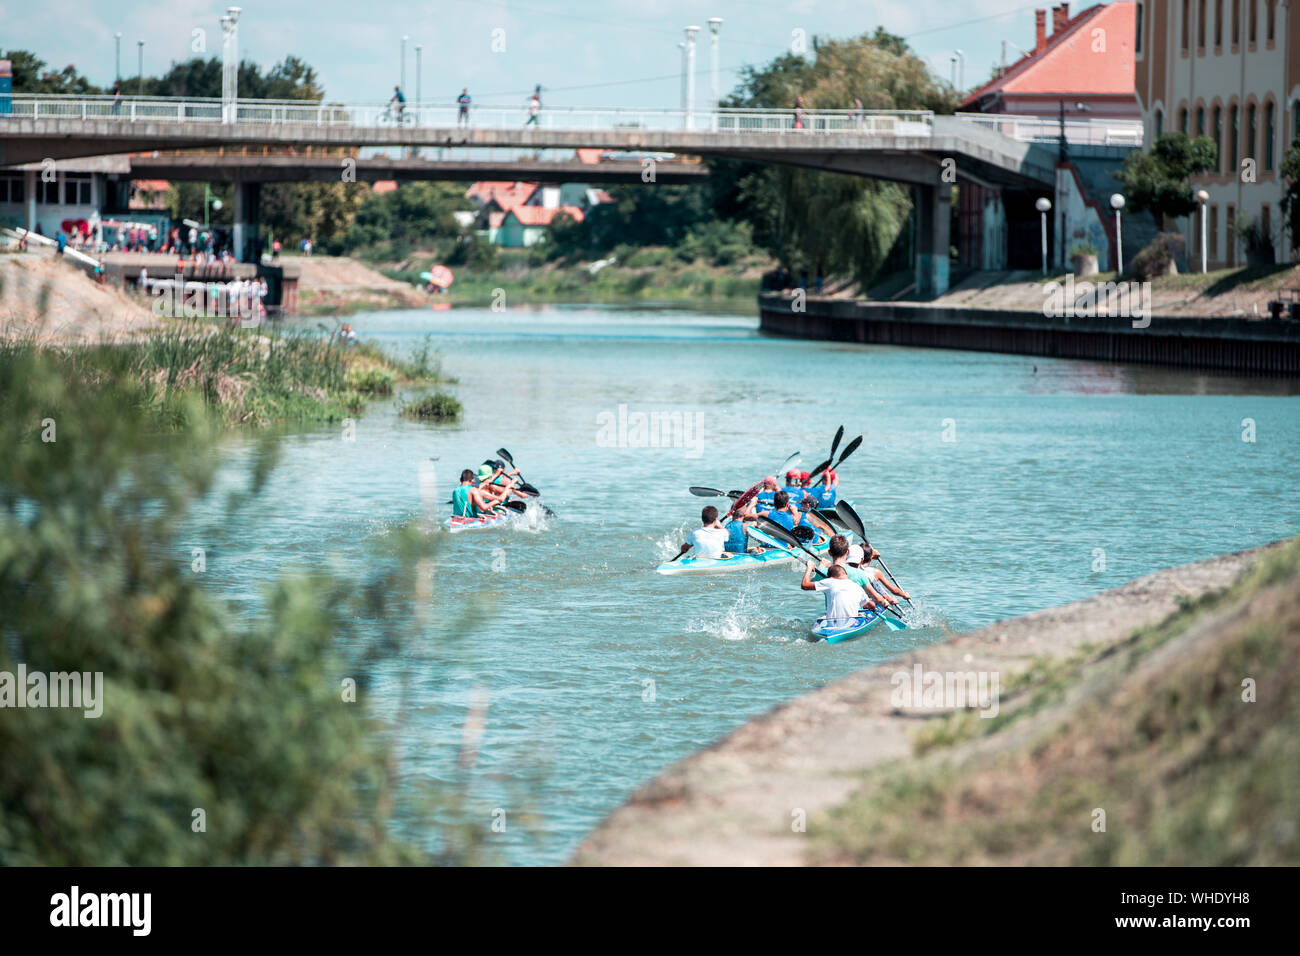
[914,183,951,300]
[25,169,37,233]
[232,181,261,263]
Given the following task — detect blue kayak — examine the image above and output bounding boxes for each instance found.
[656,526,835,575]
[812,608,893,644]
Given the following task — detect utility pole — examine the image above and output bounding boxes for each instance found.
[401,35,408,93]
[222,8,242,124]
[137,40,144,95]
[115,33,122,83]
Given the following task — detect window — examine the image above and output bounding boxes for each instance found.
[1213,106,1223,170]
[1262,204,1271,241]
[1210,205,1219,257]
[1155,108,1164,137]
[1267,0,1276,41]
[1232,0,1240,45]
[39,177,59,205]
[1226,205,1236,266]
[1197,106,1206,137]
[1229,105,1239,166]
[1215,0,1223,45]
[1198,0,1207,48]
[1137,3,1144,52]
[1249,0,1258,43]
[1182,0,1191,50]
[1265,101,1275,171]
[1247,104,1257,165]
[1180,107,1189,133]
[66,174,93,205]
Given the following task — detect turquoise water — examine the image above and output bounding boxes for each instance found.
[189,305,1300,864]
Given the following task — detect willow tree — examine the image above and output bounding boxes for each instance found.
[711,29,958,290]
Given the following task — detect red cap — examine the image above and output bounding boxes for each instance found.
[800,471,811,481]
[763,475,778,486]
[786,470,799,481]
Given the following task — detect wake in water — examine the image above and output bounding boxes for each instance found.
[684,578,804,643]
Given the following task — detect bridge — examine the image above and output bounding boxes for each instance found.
[1,94,1139,296]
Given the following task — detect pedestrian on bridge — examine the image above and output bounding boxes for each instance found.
[525,91,540,127]
[457,88,472,127]
[793,95,806,131]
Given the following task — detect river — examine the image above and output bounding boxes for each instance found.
[186,304,1300,864]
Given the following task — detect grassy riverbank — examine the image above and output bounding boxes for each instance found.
[812,538,1300,865]
[0,322,457,429]
[383,248,767,309]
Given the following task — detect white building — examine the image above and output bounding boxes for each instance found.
[1135,0,1295,266]
[0,156,128,240]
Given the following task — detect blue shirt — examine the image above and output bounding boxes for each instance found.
[724,520,747,553]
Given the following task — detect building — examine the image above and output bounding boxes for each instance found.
[1135,0,1296,266]
[466,179,611,247]
[958,4,1144,272]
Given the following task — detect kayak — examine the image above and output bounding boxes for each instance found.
[812,608,890,644]
[655,525,835,575]
[444,509,517,533]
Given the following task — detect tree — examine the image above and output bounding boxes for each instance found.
[2,50,101,93]
[1280,137,1300,256]
[1114,132,1218,226]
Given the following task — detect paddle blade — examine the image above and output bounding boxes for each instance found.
[503,500,527,513]
[806,457,833,482]
[835,500,867,540]
[755,516,800,548]
[834,435,863,467]
[688,486,727,498]
[816,508,847,529]
[495,447,515,465]
[517,482,541,496]
[829,425,844,458]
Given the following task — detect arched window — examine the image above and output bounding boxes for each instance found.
[1182,0,1191,50]
[1198,0,1207,48]
[1180,107,1189,133]
[1155,108,1164,138]
[1196,106,1206,137]
[1213,106,1223,170]
[1266,0,1276,41]
[1215,0,1223,45]
[1229,104,1239,165]
[1249,0,1258,43]
[1264,101,1275,171]
[1247,103,1257,165]
[1232,0,1240,45]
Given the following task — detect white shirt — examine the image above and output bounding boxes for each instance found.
[814,577,868,622]
[687,526,727,559]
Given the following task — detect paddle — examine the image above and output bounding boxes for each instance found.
[834,500,913,609]
[667,543,691,564]
[829,425,844,460]
[688,486,729,498]
[494,448,555,516]
[809,434,863,485]
[756,517,906,623]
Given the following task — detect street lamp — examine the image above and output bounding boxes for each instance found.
[707,18,723,125]
[204,186,223,227]
[415,44,423,112]
[684,26,700,129]
[1110,193,1125,273]
[137,40,144,95]
[115,33,122,83]
[401,36,409,93]
[1035,197,1052,276]
[953,49,965,91]
[1196,189,1210,273]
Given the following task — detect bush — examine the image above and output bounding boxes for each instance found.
[400,391,462,421]
[1130,232,1186,278]
[345,365,396,395]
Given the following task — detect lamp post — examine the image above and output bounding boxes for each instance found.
[1110,193,1125,273]
[1196,189,1210,273]
[1036,197,1052,275]
[204,186,223,227]
[401,35,408,94]
[137,40,144,95]
[953,49,965,91]
[115,33,122,83]
[415,44,422,111]
[221,8,241,124]
[708,18,722,129]
[684,26,699,129]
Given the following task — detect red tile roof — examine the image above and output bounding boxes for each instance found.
[466,180,536,210]
[505,205,586,227]
[962,3,1135,106]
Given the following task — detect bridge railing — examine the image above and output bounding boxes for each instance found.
[6,94,934,136]
[955,112,1145,147]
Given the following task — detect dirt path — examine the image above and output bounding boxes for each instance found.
[570,542,1279,866]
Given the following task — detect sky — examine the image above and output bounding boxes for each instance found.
[0,0,1062,107]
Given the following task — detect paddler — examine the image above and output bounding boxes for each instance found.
[755,490,821,541]
[845,540,911,605]
[800,562,869,624]
[473,463,516,507]
[676,505,732,560]
[453,469,504,516]
[755,475,780,507]
[808,467,838,508]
